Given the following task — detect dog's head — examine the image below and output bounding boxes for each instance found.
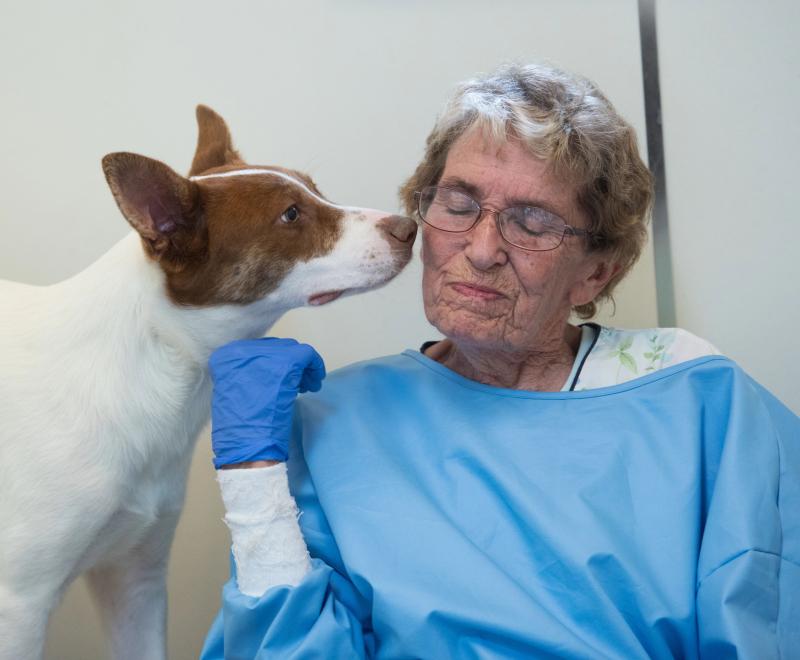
[101,106,416,311]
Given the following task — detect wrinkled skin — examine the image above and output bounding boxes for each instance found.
[421,129,619,391]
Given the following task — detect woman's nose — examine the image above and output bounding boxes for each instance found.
[463,211,508,270]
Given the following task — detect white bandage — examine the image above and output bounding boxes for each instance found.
[216,463,311,596]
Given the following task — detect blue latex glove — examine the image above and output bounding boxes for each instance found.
[208,337,326,468]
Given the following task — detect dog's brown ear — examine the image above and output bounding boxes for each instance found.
[102,152,201,260]
[188,105,244,176]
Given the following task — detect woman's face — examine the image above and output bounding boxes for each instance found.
[421,129,615,354]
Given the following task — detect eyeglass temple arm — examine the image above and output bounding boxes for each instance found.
[565,225,592,236]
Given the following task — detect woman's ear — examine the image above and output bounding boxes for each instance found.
[568,257,622,307]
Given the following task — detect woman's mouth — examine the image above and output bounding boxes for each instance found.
[450,282,505,301]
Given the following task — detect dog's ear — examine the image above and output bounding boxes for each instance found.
[102,152,201,260]
[188,105,244,176]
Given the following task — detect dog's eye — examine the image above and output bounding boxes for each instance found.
[280,205,300,224]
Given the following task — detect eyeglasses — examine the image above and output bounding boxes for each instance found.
[414,185,592,252]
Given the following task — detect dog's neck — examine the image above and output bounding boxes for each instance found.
[76,233,286,366]
[27,232,289,464]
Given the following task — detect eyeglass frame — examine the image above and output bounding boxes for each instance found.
[414,185,593,252]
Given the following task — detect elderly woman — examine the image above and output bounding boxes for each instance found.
[201,64,799,658]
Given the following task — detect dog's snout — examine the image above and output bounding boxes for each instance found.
[380,215,418,244]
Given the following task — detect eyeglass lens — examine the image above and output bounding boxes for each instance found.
[418,186,567,251]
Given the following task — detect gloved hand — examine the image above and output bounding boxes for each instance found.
[208,337,326,469]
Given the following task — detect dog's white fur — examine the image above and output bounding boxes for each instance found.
[0,164,412,658]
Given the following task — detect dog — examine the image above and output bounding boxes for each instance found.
[0,105,417,660]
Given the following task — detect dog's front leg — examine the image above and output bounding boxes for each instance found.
[86,512,180,660]
[0,584,57,660]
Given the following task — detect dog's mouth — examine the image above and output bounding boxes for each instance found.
[308,290,345,306]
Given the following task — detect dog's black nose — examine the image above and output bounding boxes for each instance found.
[381,215,418,243]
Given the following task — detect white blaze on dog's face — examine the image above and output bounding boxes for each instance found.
[101,105,416,310]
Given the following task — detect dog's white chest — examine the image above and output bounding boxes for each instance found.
[77,381,212,571]
[78,452,195,572]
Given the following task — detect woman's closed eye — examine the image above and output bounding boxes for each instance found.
[442,203,476,216]
[434,190,477,216]
[506,207,564,235]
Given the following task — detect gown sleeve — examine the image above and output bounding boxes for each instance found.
[199,416,374,659]
[695,375,800,658]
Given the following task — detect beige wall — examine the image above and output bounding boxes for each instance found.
[657,0,799,413]
[8,0,793,658]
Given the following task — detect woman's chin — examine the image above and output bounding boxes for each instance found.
[430,316,506,349]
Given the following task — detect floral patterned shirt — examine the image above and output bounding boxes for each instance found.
[573,325,720,391]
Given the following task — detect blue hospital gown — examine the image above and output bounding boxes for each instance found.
[201,351,800,659]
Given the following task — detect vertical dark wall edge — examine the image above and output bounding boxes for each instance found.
[638,0,677,327]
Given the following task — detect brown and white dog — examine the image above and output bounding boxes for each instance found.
[0,106,416,660]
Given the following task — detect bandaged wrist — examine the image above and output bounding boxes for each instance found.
[216,463,311,596]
